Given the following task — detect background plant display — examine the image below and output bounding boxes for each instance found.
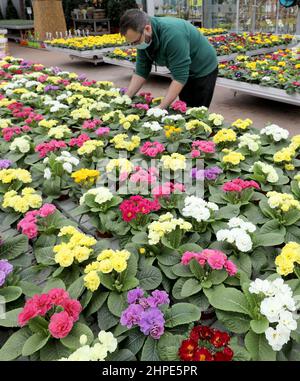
[0,56,299,361]
[219,48,300,95]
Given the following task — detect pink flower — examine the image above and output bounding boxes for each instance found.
[18,300,39,327]
[196,253,208,267]
[20,223,38,239]
[48,288,69,305]
[83,119,102,130]
[171,100,187,113]
[224,260,238,276]
[61,299,82,322]
[48,311,74,339]
[38,204,56,218]
[191,149,201,158]
[204,249,227,270]
[133,103,149,110]
[31,293,53,316]
[96,127,110,136]
[222,178,260,192]
[69,134,90,148]
[192,140,216,154]
[140,141,165,158]
[181,252,199,265]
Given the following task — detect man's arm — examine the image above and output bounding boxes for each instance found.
[158,80,184,109]
[126,49,152,98]
[126,74,147,98]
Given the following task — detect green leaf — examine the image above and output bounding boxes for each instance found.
[204,285,251,316]
[230,337,251,361]
[189,259,205,280]
[67,276,85,299]
[42,278,65,292]
[22,333,50,356]
[232,255,252,278]
[121,277,140,292]
[123,329,146,355]
[0,235,28,259]
[40,340,72,361]
[137,266,162,290]
[245,331,276,361]
[0,307,22,327]
[178,243,202,254]
[132,232,149,245]
[85,291,109,317]
[161,227,183,249]
[164,303,201,328]
[172,278,188,300]
[0,286,22,302]
[157,249,181,266]
[181,278,202,298]
[253,231,286,247]
[107,292,128,317]
[28,316,49,334]
[207,269,228,285]
[34,246,56,266]
[250,318,269,334]
[0,327,31,361]
[19,281,42,297]
[141,337,160,361]
[157,333,183,361]
[97,302,119,331]
[107,349,136,361]
[171,263,193,278]
[60,322,93,350]
[216,310,251,334]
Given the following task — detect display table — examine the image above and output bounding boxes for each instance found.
[72,18,111,36]
[0,20,34,41]
[216,78,300,106]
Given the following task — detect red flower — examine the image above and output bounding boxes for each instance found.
[210,330,230,348]
[214,347,234,361]
[193,347,214,361]
[190,325,213,342]
[178,339,197,361]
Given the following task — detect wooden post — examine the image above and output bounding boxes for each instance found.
[32,0,67,41]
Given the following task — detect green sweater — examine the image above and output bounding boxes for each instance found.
[136,17,218,85]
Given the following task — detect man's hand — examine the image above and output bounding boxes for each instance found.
[157,80,185,110]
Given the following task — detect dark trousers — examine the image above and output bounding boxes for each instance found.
[179,67,218,108]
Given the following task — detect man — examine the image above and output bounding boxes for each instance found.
[119,9,218,110]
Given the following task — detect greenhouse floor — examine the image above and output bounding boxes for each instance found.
[8,42,300,134]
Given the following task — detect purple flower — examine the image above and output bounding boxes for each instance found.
[51,67,63,75]
[148,290,170,307]
[120,304,144,328]
[44,85,60,92]
[139,307,165,340]
[0,260,13,276]
[205,166,222,180]
[191,168,205,180]
[127,288,144,304]
[0,271,6,287]
[79,74,87,81]
[0,260,13,287]
[0,159,12,169]
[120,87,128,95]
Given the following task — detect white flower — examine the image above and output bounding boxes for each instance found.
[231,228,253,252]
[260,124,289,141]
[278,310,297,331]
[182,196,218,222]
[62,162,73,173]
[10,137,31,153]
[249,278,272,295]
[260,296,284,323]
[44,168,51,180]
[80,187,113,206]
[186,106,208,115]
[146,108,168,118]
[238,133,261,152]
[208,113,224,126]
[98,331,118,353]
[79,335,88,346]
[252,161,279,183]
[262,76,271,81]
[162,114,185,122]
[265,326,290,351]
[143,121,162,131]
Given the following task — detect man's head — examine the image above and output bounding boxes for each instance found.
[120,9,152,49]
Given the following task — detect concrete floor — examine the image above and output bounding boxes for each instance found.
[8,42,300,134]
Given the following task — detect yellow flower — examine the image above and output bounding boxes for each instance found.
[267,191,300,212]
[0,169,31,184]
[110,134,140,151]
[111,258,127,273]
[106,159,133,175]
[139,248,146,255]
[275,242,300,276]
[213,129,237,144]
[84,271,100,292]
[161,153,186,171]
[186,119,212,133]
[2,188,42,213]
[54,249,74,267]
[285,164,295,171]
[38,119,58,129]
[84,261,102,274]
[73,246,92,263]
[222,151,245,165]
[71,108,91,120]
[98,259,114,274]
[273,146,295,163]
[231,118,253,130]
[77,140,104,156]
[71,169,100,185]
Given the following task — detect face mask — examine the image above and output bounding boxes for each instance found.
[136,32,152,50]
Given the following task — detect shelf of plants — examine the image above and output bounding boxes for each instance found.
[0,56,300,362]
[217,48,300,105]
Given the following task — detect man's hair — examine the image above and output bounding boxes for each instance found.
[120,9,151,35]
